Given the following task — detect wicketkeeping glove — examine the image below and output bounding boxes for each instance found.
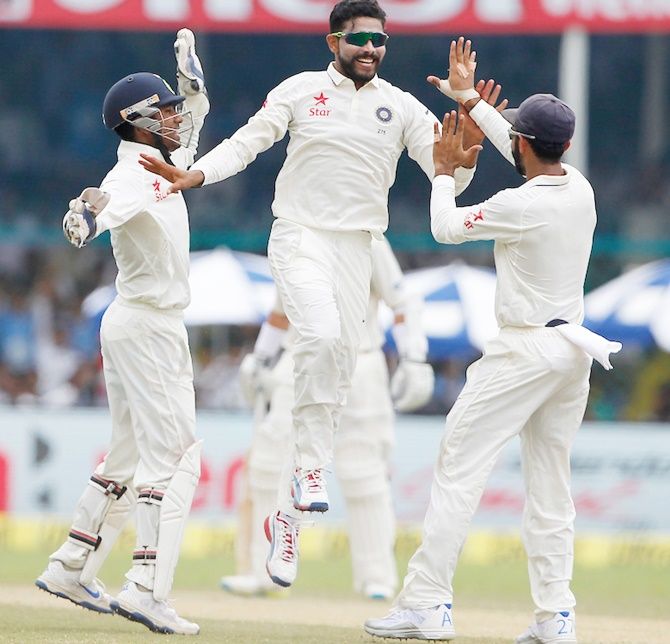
[62,187,110,248]
[174,28,206,95]
[390,360,435,412]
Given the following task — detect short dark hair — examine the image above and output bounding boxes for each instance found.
[528,139,566,163]
[329,0,386,32]
[114,121,136,142]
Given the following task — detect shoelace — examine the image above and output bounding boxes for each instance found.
[301,469,325,492]
[276,515,299,563]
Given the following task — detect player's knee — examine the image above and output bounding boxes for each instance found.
[336,450,389,499]
[246,459,282,493]
[295,333,339,367]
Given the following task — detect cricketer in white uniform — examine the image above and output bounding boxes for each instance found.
[366,39,620,644]
[137,0,475,566]
[222,236,434,596]
[36,31,209,636]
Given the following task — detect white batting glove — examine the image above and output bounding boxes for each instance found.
[391,361,435,412]
[175,28,206,95]
[238,353,281,407]
[62,187,110,248]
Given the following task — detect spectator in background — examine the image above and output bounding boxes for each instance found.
[0,281,38,404]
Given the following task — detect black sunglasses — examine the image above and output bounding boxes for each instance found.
[330,31,389,47]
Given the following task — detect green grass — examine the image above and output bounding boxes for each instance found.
[0,604,521,644]
[3,546,669,619]
[2,539,668,643]
[0,606,371,644]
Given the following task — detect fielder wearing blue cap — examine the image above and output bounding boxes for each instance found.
[367,36,621,644]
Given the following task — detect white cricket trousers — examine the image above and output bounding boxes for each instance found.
[250,349,398,592]
[97,300,197,487]
[267,218,372,470]
[396,327,591,620]
[50,299,197,586]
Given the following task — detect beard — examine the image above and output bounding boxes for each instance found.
[511,138,526,177]
[337,54,379,85]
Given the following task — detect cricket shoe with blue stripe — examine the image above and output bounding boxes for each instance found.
[364,603,456,640]
[291,468,329,512]
[515,611,577,644]
[111,581,199,635]
[35,560,113,614]
[265,511,300,587]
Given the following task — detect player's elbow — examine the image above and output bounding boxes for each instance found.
[431,221,464,245]
[430,216,454,244]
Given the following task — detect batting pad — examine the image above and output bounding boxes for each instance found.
[80,485,137,585]
[153,440,202,601]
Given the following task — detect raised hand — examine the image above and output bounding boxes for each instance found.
[448,37,476,91]
[175,27,206,96]
[462,79,509,149]
[139,154,205,194]
[427,37,478,102]
[433,111,483,177]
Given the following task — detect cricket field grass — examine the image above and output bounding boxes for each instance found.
[0,544,668,644]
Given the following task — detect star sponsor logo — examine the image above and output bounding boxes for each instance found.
[464,209,484,230]
[152,178,169,202]
[309,91,331,117]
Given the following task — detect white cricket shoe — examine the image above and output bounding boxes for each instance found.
[220,574,286,597]
[111,581,199,635]
[264,511,300,587]
[291,468,329,512]
[35,560,113,614]
[516,611,577,644]
[363,582,395,601]
[364,603,456,640]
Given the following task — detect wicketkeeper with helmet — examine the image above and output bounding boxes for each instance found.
[36,29,209,636]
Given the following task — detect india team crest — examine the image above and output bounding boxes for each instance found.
[375,106,393,123]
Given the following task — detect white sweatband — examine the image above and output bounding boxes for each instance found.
[392,321,428,363]
[434,79,480,104]
[254,320,287,360]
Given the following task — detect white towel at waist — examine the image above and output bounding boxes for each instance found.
[554,323,622,370]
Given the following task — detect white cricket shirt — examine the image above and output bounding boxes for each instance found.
[90,92,209,311]
[94,141,193,310]
[430,101,596,328]
[192,63,474,235]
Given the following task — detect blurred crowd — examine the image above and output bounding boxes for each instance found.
[1,246,670,422]
[1,31,669,421]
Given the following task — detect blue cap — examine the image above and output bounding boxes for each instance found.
[502,93,575,144]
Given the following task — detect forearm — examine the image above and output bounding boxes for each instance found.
[453,165,475,196]
[192,108,288,185]
[468,100,515,165]
[430,175,466,244]
[183,92,210,158]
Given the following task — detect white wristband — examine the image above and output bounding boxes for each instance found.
[392,322,428,363]
[254,321,287,360]
[434,79,480,104]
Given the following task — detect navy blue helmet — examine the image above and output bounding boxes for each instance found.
[102,72,185,130]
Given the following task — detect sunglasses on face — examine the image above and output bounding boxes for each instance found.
[508,128,536,141]
[330,31,389,47]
